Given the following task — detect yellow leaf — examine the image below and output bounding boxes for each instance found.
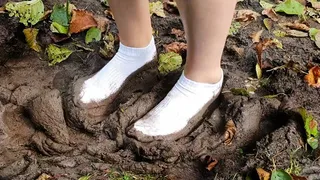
[23,28,41,52]
[256,168,270,180]
[149,1,166,17]
[36,173,52,180]
[256,63,262,79]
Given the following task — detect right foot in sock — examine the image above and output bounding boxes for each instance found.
[75,37,156,107]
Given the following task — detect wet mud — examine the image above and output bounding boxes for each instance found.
[0,0,319,179]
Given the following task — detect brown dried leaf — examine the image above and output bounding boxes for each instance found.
[163,0,178,14]
[164,42,187,54]
[305,66,320,88]
[40,10,52,21]
[224,120,236,145]
[250,30,264,43]
[262,8,279,21]
[171,28,185,39]
[104,9,114,20]
[256,168,270,180]
[234,9,261,22]
[94,15,110,32]
[232,45,244,56]
[281,22,310,31]
[291,174,307,180]
[69,9,97,34]
[0,7,5,13]
[205,156,218,171]
[286,29,308,37]
[256,38,281,69]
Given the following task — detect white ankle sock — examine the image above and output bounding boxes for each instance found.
[133,70,223,136]
[80,37,156,103]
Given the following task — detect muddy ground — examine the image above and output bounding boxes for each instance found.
[0,0,320,179]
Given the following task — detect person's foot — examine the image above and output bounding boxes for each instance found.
[127,70,223,142]
[78,37,156,105]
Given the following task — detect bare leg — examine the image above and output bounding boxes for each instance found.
[129,0,237,142]
[78,0,156,104]
[109,0,153,47]
[176,0,237,83]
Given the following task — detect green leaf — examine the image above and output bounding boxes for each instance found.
[299,108,319,149]
[85,27,101,44]
[256,63,262,79]
[230,88,250,96]
[149,1,166,18]
[50,22,69,34]
[5,0,44,26]
[158,52,182,75]
[271,170,292,180]
[50,4,69,27]
[275,0,305,16]
[46,44,73,66]
[78,175,91,180]
[273,30,287,37]
[309,28,319,41]
[260,0,276,9]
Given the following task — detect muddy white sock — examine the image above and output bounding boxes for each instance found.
[80,37,156,103]
[133,70,223,136]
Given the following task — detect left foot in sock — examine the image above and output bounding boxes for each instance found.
[127,70,223,142]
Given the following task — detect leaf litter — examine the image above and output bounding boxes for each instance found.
[46,44,73,66]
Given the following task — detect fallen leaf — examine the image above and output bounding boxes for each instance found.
[50,33,70,43]
[286,29,308,37]
[251,30,264,43]
[100,32,116,59]
[100,0,109,7]
[40,10,52,21]
[171,28,185,39]
[5,0,44,26]
[164,42,187,54]
[305,66,320,88]
[46,44,73,66]
[78,175,91,180]
[262,8,279,21]
[163,0,178,14]
[230,88,249,96]
[36,173,52,180]
[263,18,273,31]
[149,1,166,18]
[205,156,218,171]
[256,168,271,180]
[50,21,68,34]
[273,30,287,37]
[275,0,305,16]
[0,7,5,13]
[271,170,292,180]
[224,120,236,145]
[272,39,283,49]
[23,28,41,52]
[69,9,97,34]
[234,9,261,22]
[104,9,114,20]
[74,43,94,52]
[309,28,319,41]
[158,52,182,75]
[94,15,110,32]
[256,63,263,79]
[280,22,310,31]
[85,27,101,44]
[229,21,242,35]
[260,0,276,9]
[299,108,319,149]
[232,45,245,56]
[50,4,70,27]
[291,175,307,180]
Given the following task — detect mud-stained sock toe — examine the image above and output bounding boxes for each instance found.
[79,36,156,104]
[130,70,224,139]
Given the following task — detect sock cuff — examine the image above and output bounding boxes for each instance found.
[118,36,156,57]
[176,69,224,95]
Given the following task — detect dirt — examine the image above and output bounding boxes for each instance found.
[0,0,320,179]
